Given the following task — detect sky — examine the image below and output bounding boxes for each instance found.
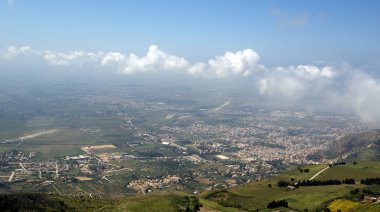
[1,0,380,124]
[1,0,380,65]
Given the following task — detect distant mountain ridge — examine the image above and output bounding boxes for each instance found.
[324,129,380,161]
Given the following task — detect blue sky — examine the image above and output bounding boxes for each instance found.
[1,0,380,66]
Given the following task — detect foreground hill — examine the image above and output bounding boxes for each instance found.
[2,161,380,211]
[200,161,380,211]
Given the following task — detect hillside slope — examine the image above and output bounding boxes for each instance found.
[199,161,380,211]
[323,129,380,161]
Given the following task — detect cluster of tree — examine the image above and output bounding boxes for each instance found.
[333,162,346,166]
[342,178,355,184]
[362,189,380,196]
[360,178,380,185]
[218,200,243,209]
[278,178,356,187]
[277,181,289,187]
[328,161,348,168]
[267,199,288,208]
[298,168,310,173]
[297,179,341,186]
[350,188,360,195]
[297,179,352,186]
[182,196,203,212]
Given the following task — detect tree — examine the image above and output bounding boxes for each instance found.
[277,181,289,187]
[267,199,288,208]
[350,188,359,195]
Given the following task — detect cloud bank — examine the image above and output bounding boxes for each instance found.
[1,45,380,124]
[258,65,336,100]
[1,45,264,78]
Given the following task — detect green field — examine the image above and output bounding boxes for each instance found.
[316,161,380,181]
[198,162,380,211]
[202,181,363,211]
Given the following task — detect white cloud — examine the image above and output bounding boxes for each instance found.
[43,51,104,66]
[122,45,189,74]
[258,65,336,99]
[276,65,335,80]
[258,64,380,124]
[259,76,305,98]
[338,74,380,124]
[101,52,126,66]
[0,46,36,59]
[1,45,265,78]
[100,45,265,78]
[188,49,266,78]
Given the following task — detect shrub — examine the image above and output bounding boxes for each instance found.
[267,199,288,208]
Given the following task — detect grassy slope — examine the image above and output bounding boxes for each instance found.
[114,194,185,212]
[0,192,195,212]
[200,162,380,211]
[324,129,380,161]
[316,161,380,181]
[205,182,362,211]
[354,203,380,212]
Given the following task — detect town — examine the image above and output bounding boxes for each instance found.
[0,88,373,196]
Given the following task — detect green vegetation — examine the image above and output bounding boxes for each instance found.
[0,192,205,212]
[0,194,68,211]
[323,129,380,161]
[354,203,380,212]
[316,161,380,181]
[198,162,380,211]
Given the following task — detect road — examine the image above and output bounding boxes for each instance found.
[8,172,15,182]
[19,162,29,173]
[309,166,330,180]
